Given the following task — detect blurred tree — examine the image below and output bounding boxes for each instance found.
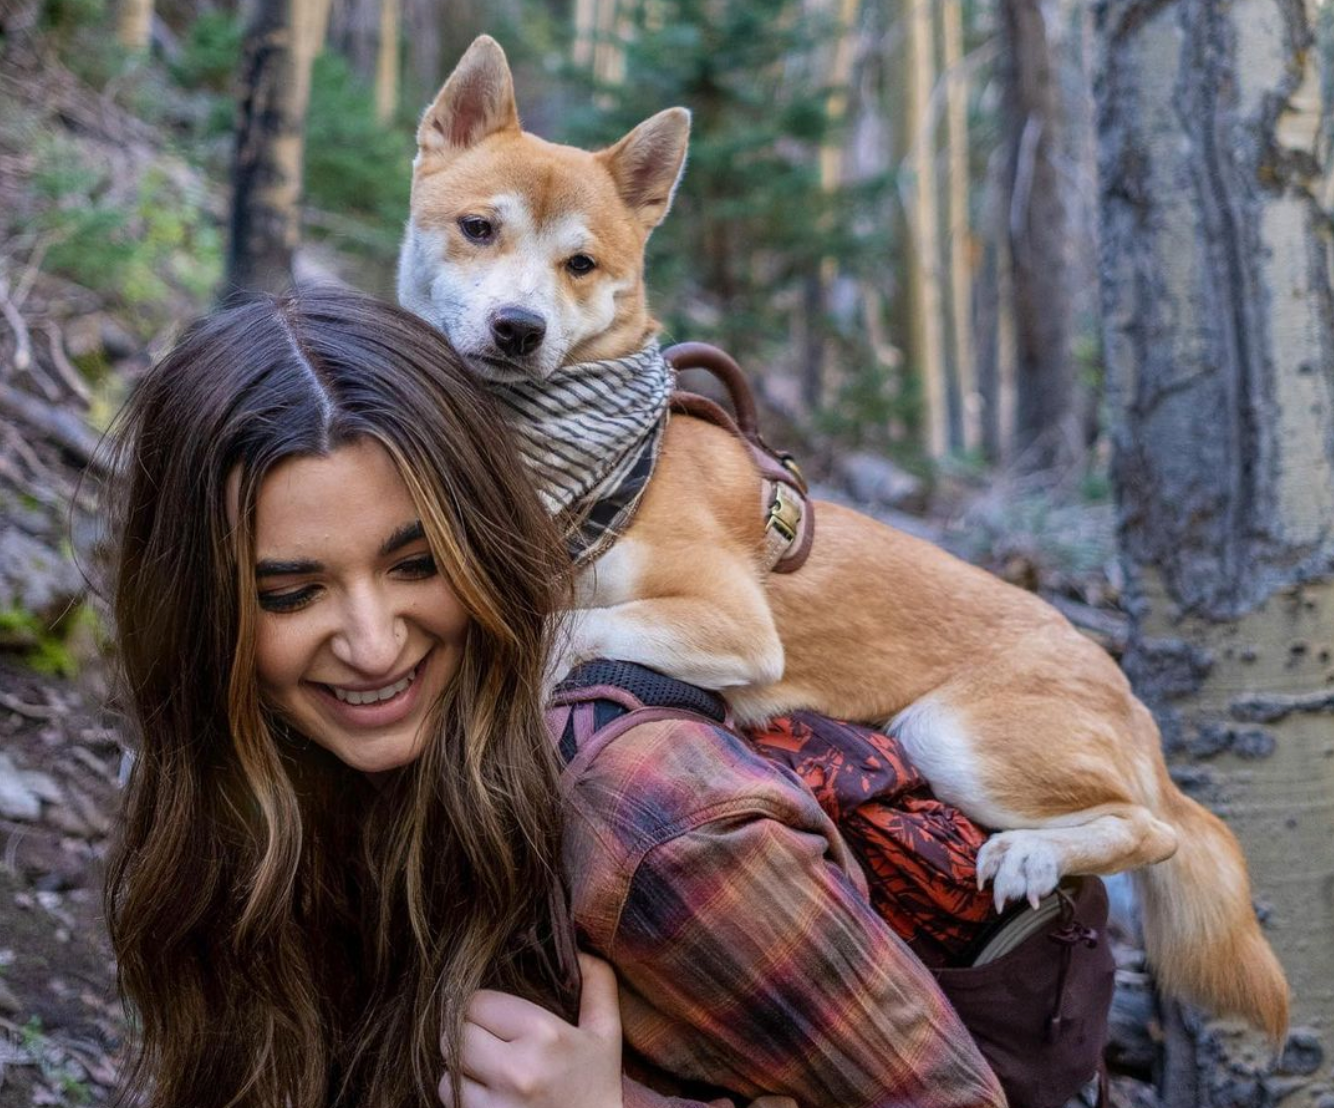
[804,0,861,411]
[116,0,152,50]
[226,0,332,294]
[563,0,878,432]
[374,0,398,121]
[905,0,948,459]
[1096,0,1333,1097]
[942,0,977,455]
[999,0,1075,471]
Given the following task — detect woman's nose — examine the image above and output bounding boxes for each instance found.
[330,586,406,674]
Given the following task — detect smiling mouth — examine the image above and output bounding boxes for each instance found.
[320,650,430,707]
[329,666,418,705]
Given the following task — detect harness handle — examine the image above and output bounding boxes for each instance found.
[663,341,814,573]
[664,342,761,438]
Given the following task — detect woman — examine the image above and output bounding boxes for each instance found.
[104,288,1002,1108]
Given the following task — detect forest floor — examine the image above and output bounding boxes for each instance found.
[0,33,1156,1108]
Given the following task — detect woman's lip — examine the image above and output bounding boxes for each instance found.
[327,658,421,694]
[308,649,433,730]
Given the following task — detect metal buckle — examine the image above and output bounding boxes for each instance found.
[778,452,806,489]
[766,484,802,544]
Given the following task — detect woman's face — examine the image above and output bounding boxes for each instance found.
[250,438,469,774]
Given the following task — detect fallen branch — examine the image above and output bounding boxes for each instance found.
[0,382,104,467]
[0,691,61,721]
[43,321,93,405]
[0,276,32,374]
[24,347,63,403]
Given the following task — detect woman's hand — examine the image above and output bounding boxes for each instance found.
[439,952,624,1108]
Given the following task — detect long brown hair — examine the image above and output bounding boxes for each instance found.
[104,289,575,1107]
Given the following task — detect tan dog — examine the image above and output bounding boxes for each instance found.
[399,35,1289,1040]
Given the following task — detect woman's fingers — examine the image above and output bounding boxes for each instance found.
[466,989,558,1041]
[440,956,625,1108]
[437,1070,492,1108]
[576,952,622,1039]
[457,1021,512,1085]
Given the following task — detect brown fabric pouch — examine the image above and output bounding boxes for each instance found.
[932,876,1114,1108]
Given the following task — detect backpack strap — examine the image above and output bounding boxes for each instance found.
[548,659,729,768]
[663,342,815,575]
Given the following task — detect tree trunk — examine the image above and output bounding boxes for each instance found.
[573,0,596,69]
[374,0,399,123]
[800,0,861,411]
[116,0,152,51]
[905,0,948,459]
[1094,0,1334,1100]
[226,0,332,297]
[942,0,977,454]
[1000,0,1074,471]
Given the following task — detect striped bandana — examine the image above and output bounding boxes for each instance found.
[489,342,675,561]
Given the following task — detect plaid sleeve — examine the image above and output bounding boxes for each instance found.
[608,811,1005,1108]
[621,1077,796,1108]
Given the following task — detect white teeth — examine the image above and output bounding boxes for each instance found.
[332,666,417,705]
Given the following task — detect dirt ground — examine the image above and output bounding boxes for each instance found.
[0,660,125,1106]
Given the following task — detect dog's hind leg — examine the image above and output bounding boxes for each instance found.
[974,807,1177,910]
[889,676,1177,909]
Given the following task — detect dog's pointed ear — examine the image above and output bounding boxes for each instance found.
[598,108,691,230]
[417,35,520,156]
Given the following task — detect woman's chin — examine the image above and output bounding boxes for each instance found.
[336,734,428,777]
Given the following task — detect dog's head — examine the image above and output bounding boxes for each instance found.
[398,36,690,382]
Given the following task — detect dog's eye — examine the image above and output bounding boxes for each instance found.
[459,217,494,243]
[566,254,596,275]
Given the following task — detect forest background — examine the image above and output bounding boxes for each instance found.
[0,0,1332,1105]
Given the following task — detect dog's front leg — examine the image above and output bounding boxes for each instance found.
[552,587,785,692]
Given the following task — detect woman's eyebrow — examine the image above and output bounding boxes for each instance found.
[256,558,320,579]
[253,522,424,579]
[380,520,425,556]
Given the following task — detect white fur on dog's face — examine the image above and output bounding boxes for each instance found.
[398,191,635,381]
[398,35,690,379]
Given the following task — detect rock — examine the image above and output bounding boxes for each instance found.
[0,527,83,620]
[0,976,20,1014]
[22,770,63,805]
[836,452,925,509]
[1106,968,1158,1075]
[65,783,109,836]
[99,316,140,360]
[0,751,43,821]
[43,804,90,838]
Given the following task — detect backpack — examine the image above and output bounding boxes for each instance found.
[551,659,1114,1108]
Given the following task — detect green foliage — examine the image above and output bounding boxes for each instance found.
[16,1017,93,1105]
[542,0,889,445]
[32,138,221,319]
[37,0,144,95]
[171,11,245,93]
[0,605,85,678]
[38,0,107,44]
[304,53,414,235]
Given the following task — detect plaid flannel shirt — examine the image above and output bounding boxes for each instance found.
[558,711,1006,1108]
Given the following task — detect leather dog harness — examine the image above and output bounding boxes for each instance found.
[664,342,815,575]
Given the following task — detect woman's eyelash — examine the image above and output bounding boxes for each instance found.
[396,554,438,578]
[258,587,318,613]
[257,557,436,612]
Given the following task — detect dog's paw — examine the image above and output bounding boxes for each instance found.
[976,830,1061,913]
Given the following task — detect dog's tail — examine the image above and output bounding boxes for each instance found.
[1134,787,1289,1042]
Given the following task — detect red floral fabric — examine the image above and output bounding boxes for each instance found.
[744,712,995,967]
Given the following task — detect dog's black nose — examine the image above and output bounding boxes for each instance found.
[491,308,547,357]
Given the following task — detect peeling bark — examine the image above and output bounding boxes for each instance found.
[1095,0,1334,1101]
